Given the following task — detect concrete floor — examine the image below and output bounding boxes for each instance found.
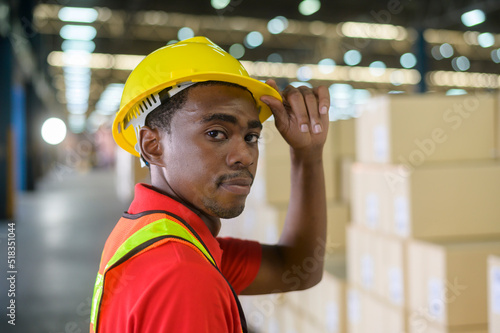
[0,169,128,332]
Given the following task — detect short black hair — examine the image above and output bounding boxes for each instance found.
[144,81,254,132]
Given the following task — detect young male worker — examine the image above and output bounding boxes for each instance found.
[90,36,330,332]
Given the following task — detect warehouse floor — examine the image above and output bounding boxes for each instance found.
[0,169,127,333]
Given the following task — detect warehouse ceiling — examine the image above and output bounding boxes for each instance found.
[7,0,500,133]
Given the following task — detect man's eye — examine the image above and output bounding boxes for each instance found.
[207,130,227,140]
[245,134,260,143]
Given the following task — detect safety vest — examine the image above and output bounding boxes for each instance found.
[90,210,247,333]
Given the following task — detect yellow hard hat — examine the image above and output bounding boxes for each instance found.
[113,36,282,157]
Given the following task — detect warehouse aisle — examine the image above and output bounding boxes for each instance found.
[0,169,128,332]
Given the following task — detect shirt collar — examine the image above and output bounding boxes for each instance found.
[128,183,223,266]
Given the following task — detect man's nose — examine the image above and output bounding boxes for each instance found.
[226,138,255,168]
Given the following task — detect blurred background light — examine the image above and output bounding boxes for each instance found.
[390,70,405,86]
[59,25,97,40]
[446,88,468,95]
[400,52,417,68]
[298,0,321,16]
[296,66,313,81]
[290,81,313,88]
[318,58,336,74]
[211,0,230,10]
[267,16,288,34]
[267,53,283,63]
[491,49,500,63]
[461,9,485,27]
[229,43,245,59]
[244,31,264,49]
[344,50,362,66]
[167,39,178,45]
[451,56,471,71]
[439,43,454,58]
[368,61,386,76]
[431,45,444,60]
[58,6,98,23]
[95,83,124,115]
[61,40,95,53]
[68,114,86,133]
[41,117,67,145]
[177,27,194,40]
[478,32,495,48]
[340,22,406,40]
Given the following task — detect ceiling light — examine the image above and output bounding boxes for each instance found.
[451,56,470,71]
[297,66,313,81]
[461,9,485,27]
[369,61,386,76]
[41,118,67,145]
[58,7,98,23]
[177,27,194,41]
[244,31,264,49]
[439,43,454,58]
[267,16,288,34]
[298,0,321,16]
[267,53,283,63]
[491,49,500,63]
[400,53,417,68]
[62,40,95,53]
[229,43,245,59]
[211,0,230,10]
[344,50,361,66]
[60,25,97,40]
[318,58,336,74]
[446,89,467,95]
[477,32,495,48]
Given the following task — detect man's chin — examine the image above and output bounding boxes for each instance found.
[204,200,246,219]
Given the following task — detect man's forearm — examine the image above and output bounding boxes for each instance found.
[278,147,327,289]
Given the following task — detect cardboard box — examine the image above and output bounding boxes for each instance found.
[347,225,383,295]
[347,286,406,333]
[351,163,392,233]
[277,201,349,252]
[488,255,500,333]
[339,156,354,203]
[333,118,356,157]
[407,239,500,328]
[355,94,497,164]
[262,119,355,205]
[347,224,406,306]
[351,162,500,240]
[408,321,487,333]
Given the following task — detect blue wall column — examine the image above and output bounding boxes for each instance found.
[0,35,13,219]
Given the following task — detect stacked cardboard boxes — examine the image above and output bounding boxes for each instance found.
[347,93,500,333]
[489,255,500,333]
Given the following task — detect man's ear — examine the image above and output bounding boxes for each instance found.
[139,126,165,167]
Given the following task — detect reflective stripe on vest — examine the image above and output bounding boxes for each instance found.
[89,211,247,333]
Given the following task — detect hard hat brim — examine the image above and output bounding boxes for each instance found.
[113,72,282,157]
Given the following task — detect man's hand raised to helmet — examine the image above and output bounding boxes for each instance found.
[260,79,330,157]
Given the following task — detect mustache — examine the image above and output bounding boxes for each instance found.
[216,170,254,186]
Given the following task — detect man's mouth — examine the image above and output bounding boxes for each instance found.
[217,172,254,195]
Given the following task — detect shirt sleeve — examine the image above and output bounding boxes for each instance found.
[217,237,262,294]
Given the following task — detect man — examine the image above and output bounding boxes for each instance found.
[90,36,329,332]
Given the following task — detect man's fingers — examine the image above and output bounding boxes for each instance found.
[298,86,322,134]
[313,85,330,116]
[283,85,311,133]
[260,95,289,126]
